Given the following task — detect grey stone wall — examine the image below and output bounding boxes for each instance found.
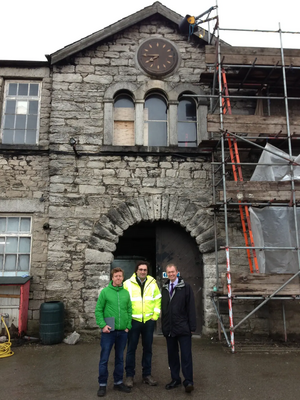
[1,15,298,339]
[46,16,218,334]
[0,66,51,333]
[45,15,300,337]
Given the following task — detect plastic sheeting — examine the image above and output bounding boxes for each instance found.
[250,143,300,182]
[249,143,300,273]
[250,207,300,273]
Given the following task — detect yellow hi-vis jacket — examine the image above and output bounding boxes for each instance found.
[124,273,161,323]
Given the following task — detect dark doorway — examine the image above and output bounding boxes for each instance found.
[113,220,203,334]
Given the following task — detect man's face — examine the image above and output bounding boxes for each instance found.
[136,264,148,280]
[166,266,178,283]
[112,272,124,287]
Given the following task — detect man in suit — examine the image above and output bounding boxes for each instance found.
[161,263,196,393]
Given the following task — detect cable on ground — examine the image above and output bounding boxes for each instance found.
[0,315,14,358]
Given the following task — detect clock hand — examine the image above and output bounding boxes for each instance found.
[143,54,159,57]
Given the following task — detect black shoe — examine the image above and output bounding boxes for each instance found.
[185,383,194,393]
[165,380,181,390]
[97,386,106,397]
[113,383,131,393]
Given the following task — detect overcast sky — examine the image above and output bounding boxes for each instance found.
[1,0,299,61]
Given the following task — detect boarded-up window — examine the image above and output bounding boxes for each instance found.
[114,94,134,146]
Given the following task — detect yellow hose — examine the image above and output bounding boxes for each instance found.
[0,316,14,358]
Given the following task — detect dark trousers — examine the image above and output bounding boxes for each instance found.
[166,335,193,386]
[98,330,128,385]
[125,319,155,377]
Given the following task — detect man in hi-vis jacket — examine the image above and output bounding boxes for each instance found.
[124,261,161,388]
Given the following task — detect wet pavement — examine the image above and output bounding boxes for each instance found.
[1,335,300,400]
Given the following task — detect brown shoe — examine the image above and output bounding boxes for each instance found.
[142,375,157,386]
[125,376,134,388]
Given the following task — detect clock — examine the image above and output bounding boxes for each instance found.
[137,38,179,77]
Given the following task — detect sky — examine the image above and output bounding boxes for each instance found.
[1,0,300,61]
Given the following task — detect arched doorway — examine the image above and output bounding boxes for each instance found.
[112,220,203,334]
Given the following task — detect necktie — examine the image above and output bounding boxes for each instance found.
[170,283,174,297]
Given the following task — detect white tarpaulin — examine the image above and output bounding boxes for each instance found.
[249,143,300,273]
[250,143,300,182]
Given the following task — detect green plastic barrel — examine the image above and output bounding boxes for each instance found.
[39,301,64,345]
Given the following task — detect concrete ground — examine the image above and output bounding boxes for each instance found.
[1,335,300,400]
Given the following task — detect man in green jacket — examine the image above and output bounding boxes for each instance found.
[95,267,132,397]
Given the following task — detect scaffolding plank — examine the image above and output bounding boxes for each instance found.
[208,114,300,136]
[205,45,300,66]
[221,273,300,295]
[219,181,300,202]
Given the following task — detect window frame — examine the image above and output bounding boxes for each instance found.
[113,92,135,146]
[103,83,208,149]
[0,215,32,277]
[1,80,41,145]
[144,92,168,147]
[177,96,198,147]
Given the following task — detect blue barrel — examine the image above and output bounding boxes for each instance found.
[39,301,64,345]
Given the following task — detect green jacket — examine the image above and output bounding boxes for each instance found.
[95,281,132,330]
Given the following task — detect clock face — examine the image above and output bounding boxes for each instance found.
[137,38,179,77]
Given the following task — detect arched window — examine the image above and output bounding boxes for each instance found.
[177,97,197,147]
[144,94,167,146]
[113,93,135,146]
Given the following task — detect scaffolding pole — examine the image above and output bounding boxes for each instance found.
[198,2,300,351]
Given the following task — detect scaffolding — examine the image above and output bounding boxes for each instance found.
[183,3,300,352]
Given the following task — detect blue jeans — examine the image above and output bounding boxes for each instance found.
[125,319,155,377]
[98,330,128,386]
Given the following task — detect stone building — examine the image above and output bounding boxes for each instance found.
[1,2,300,342]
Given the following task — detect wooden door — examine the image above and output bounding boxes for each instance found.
[155,221,203,334]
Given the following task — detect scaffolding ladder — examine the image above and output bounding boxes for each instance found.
[219,67,260,274]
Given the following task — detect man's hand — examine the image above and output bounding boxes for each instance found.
[102,325,111,333]
[125,328,129,332]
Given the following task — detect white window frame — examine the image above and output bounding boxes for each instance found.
[1,80,41,145]
[0,215,32,277]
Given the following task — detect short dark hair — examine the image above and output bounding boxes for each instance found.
[111,267,124,279]
[135,261,150,274]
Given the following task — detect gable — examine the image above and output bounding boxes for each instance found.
[48,2,212,65]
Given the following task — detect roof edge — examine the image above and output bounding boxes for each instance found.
[49,2,199,65]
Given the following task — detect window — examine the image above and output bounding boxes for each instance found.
[0,216,32,277]
[177,97,197,147]
[113,93,135,146]
[144,94,167,146]
[1,81,40,145]
[104,83,206,148]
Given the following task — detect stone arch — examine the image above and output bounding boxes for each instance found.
[135,80,173,101]
[168,83,207,103]
[104,82,138,100]
[85,194,216,268]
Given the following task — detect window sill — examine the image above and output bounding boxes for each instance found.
[100,145,207,155]
[0,144,49,154]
